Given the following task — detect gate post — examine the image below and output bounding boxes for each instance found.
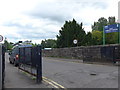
[2,45,5,89]
[36,45,42,83]
[0,44,2,90]
[0,44,5,90]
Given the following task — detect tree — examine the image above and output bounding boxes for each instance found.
[41,39,57,49]
[108,17,116,25]
[4,38,13,51]
[91,16,117,45]
[56,19,86,48]
[31,43,38,47]
[84,32,93,46]
[92,31,103,45]
[106,32,118,44]
[92,17,107,31]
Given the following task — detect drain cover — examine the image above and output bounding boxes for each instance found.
[90,73,97,76]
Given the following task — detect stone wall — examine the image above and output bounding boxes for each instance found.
[42,44,120,63]
[42,47,83,59]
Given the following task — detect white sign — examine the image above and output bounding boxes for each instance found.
[0,35,3,42]
[73,39,78,44]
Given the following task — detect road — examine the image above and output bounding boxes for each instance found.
[43,57,118,88]
[5,53,118,88]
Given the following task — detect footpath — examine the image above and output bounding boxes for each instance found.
[4,53,53,89]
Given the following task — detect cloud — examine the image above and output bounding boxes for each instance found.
[26,0,109,34]
[3,17,60,43]
[4,22,34,29]
[27,3,72,23]
[0,0,118,43]
[27,1,108,24]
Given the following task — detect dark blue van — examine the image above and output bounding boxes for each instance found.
[9,44,32,66]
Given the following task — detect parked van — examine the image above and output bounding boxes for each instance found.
[9,44,32,67]
[9,45,20,66]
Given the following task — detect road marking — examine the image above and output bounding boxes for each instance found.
[42,76,66,89]
[19,69,66,89]
[43,79,59,88]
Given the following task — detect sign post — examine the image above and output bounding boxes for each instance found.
[0,44,2,90]
[103,27,105,45]
[118,23,120,44]
[103,24,119,45]
[0,35,3,42]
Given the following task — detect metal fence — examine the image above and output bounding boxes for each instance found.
[101,45,120,63]
[83,45,120,63]
[101,46,115,62]
[114,46,120,60]
[18,45,42,83]
[0,45,5,90]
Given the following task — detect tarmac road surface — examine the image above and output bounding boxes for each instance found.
[4,53,119,88]
[43,57,118,88]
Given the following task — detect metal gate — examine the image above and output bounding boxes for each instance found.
[101,46,115,62]
[18,45,42,83]
[0,45,5,90]
[114,45,120,62]
[83,45,120,63]
[101,45,120,63]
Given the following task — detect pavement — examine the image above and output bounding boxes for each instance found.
[4,53,53,89]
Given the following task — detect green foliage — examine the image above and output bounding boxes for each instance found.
[56,19,86,48]
[41,39,57,49]
[92,17,116,32]
[91,16,118,45]
[4,39,13,51]
[108,17,116,25]
[92,31,103,45]
[84,32,93,46]
[31,43,38,47]
[106,32,118,44]
[92,17,108,31]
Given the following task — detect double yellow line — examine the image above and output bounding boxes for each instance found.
[42,76,67,89]
[19,67,66,89]
[20,69,66,89]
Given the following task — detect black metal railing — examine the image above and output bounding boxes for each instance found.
[18,45,42,83]
[0,45,5,90]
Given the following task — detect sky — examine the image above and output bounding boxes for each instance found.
[0,0,119,44]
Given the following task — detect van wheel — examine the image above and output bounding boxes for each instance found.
[15,64,18,67]
[9,61,12,64]
[115,61,120,66]
[14,62,18,67]
[13,60,17,67]
[14,63,17,67]
[9,58,12,64]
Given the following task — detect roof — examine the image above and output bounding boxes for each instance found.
[19,44,33,48]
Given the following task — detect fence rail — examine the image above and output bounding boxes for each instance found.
[18,45,42,83]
